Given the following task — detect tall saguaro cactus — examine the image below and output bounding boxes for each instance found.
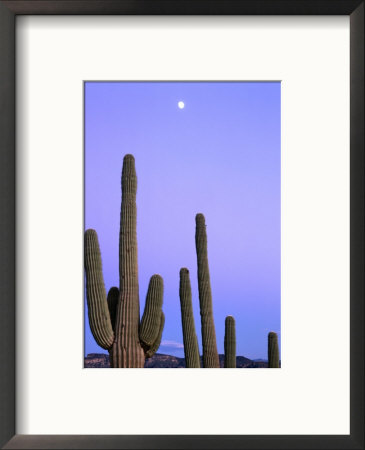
[224,316,236,368]
[195,213,220,368]
[179,268,201,368]
[268,331,280,368]
[84,154,164,368]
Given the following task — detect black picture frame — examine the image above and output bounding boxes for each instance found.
[0,1,363,449]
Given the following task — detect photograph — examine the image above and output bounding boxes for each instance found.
[84,81,281,369]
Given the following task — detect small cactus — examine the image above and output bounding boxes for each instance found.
[179,268,201,368]
[268,331,280,368]
[195,213,220,368]
[224,316,236,368]
[85,154,164,368]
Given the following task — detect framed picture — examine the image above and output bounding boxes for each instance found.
[0,1,363,449]
[83,80,281,371]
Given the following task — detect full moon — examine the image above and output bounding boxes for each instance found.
[178,101,185,109]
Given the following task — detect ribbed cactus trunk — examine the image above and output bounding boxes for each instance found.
[268,331,280,368]
[113,154,144,367]
[85,154,164,368]
[224,316,236,368]
[195,213,220,368]
[179,268,201,368]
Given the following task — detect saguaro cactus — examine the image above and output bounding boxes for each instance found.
[84,154,164,368]
[268,331,280,368]
[179,268,201,368]
[224,316,236,368]
[195,213,220,368]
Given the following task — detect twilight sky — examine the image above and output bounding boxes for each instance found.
[84,81,281,360]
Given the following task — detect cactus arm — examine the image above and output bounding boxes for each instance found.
[268,331,280,368]
[140,274,164,346]
[224,316,236,368]
[107,287,119,332]
[195,213,220,368]
[144,311,165,359]
[84,229,114,350]
[179,268,201,368]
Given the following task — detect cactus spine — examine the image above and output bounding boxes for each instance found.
[224,316,236,368]
[268,331,280,368]
[179,268,201,368]
[84,154,164,367]
[195,213,220,368]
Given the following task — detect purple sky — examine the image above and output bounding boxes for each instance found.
[85,81,280,360]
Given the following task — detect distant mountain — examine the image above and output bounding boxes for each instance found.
[84,353,273,368]
[84,353,110,368]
